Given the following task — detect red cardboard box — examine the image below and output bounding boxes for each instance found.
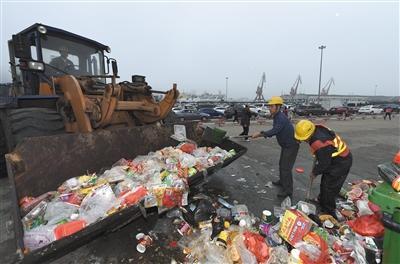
[279,209,313,246]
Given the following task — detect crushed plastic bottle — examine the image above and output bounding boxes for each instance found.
[296,201,316,215]
[22,201,48,230]
[231,204,249,221]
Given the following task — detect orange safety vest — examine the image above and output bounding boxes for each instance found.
[310,125,350,158]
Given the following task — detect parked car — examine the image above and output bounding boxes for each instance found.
[224,104,244,119]
[294,104,328,116]
[252,105,271,118]
[248,106,259,117]
[199,108,224,118]
[175,109,210,121]
[329,106,352,115]
[172,107,183,113]
[213,106,228,114]
[358,105,383,115]
[257,109,271,118]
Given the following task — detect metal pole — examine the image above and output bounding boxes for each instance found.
[225,77,228,101]
[318,45,326,104]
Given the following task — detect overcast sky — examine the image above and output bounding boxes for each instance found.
[0,1,398,98]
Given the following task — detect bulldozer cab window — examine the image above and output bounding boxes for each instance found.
[40,35,106,83]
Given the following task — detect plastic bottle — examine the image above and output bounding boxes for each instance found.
[231,204,249,221]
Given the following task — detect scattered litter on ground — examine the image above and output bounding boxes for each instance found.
[265,181,273,188]
[236,178,247,183]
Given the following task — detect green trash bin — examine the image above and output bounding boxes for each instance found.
[369,182,400,264]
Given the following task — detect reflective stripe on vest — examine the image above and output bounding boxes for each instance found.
[310,133,349,158]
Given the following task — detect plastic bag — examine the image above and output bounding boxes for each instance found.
[281,196,292,209]
[296,232,331,264]
[350,236,367,264]
[203,242,230,264]
[178,142,197,154]
[23,225,56,251]
[243,231,270,263]
[179,153,197,168]
[348,214,384,237]
[118,186,148,207]
[266,245,289,264]
[99,166,127,183]
[356,199,374,216]
[79,184,118,224]
[232,234,257,264]
[44,201,79,225]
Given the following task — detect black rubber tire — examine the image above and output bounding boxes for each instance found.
[0,119,7,178]
[0,107,65,178]
[7,108,65,145]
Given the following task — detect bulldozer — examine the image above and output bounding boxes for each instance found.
[0,24,249,263]
[0,23,180,177]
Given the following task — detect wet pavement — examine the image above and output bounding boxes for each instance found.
[0,116,399,263]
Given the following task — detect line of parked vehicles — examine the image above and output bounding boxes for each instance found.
[170,103,399,121]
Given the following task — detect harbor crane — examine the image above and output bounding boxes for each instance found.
[289,75,302,98]
[254,72,266,101]
[321,78,335,96]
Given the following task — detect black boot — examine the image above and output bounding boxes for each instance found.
[277,192,292,199]
[272,180,282,186]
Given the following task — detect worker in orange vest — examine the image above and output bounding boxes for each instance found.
[295,119,353,217]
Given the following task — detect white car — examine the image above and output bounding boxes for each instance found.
[214,106,227,114]
[358,105,383,114]
[172,107,183,113]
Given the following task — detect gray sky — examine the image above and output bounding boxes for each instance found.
[1,1,399,98]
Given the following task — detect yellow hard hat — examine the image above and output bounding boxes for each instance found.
[267,96,284,105]
[295,119,316,141]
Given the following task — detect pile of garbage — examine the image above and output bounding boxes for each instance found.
[156,180,385,264]
[20,142,236,252]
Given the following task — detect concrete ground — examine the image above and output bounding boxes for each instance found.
[0,116,399,263]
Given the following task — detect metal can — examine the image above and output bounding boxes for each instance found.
[262,210,273,223]
[178,221,192,236]
[215,231,228,248]
[136,233,153,253]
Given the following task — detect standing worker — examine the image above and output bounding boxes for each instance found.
[252,96,299,199]
[239,105,252,141]
[384,106,393,120]
[294,119,353,217]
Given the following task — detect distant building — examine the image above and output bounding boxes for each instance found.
[282,93,399,109]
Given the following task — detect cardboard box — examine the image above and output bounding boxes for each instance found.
[279,209,313,246]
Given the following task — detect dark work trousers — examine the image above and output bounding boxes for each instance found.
[320,153,353,215]
[239,126,249,140]
[279,143,299,195]
[384,112,392,120]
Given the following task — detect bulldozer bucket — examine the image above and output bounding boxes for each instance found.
[5,122,246,263]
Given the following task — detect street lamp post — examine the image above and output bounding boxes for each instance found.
[225,77,228,101]
[317,45,326,104]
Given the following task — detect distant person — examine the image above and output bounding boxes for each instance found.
[252,97,299,199]
[239,105,252,141]
[384,106,393,120]
[49,46,74,72]
[233,108,239,123]
[283,105,289,117]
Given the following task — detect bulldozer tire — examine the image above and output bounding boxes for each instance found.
[0,119,7,178]
[0,108,65,178]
